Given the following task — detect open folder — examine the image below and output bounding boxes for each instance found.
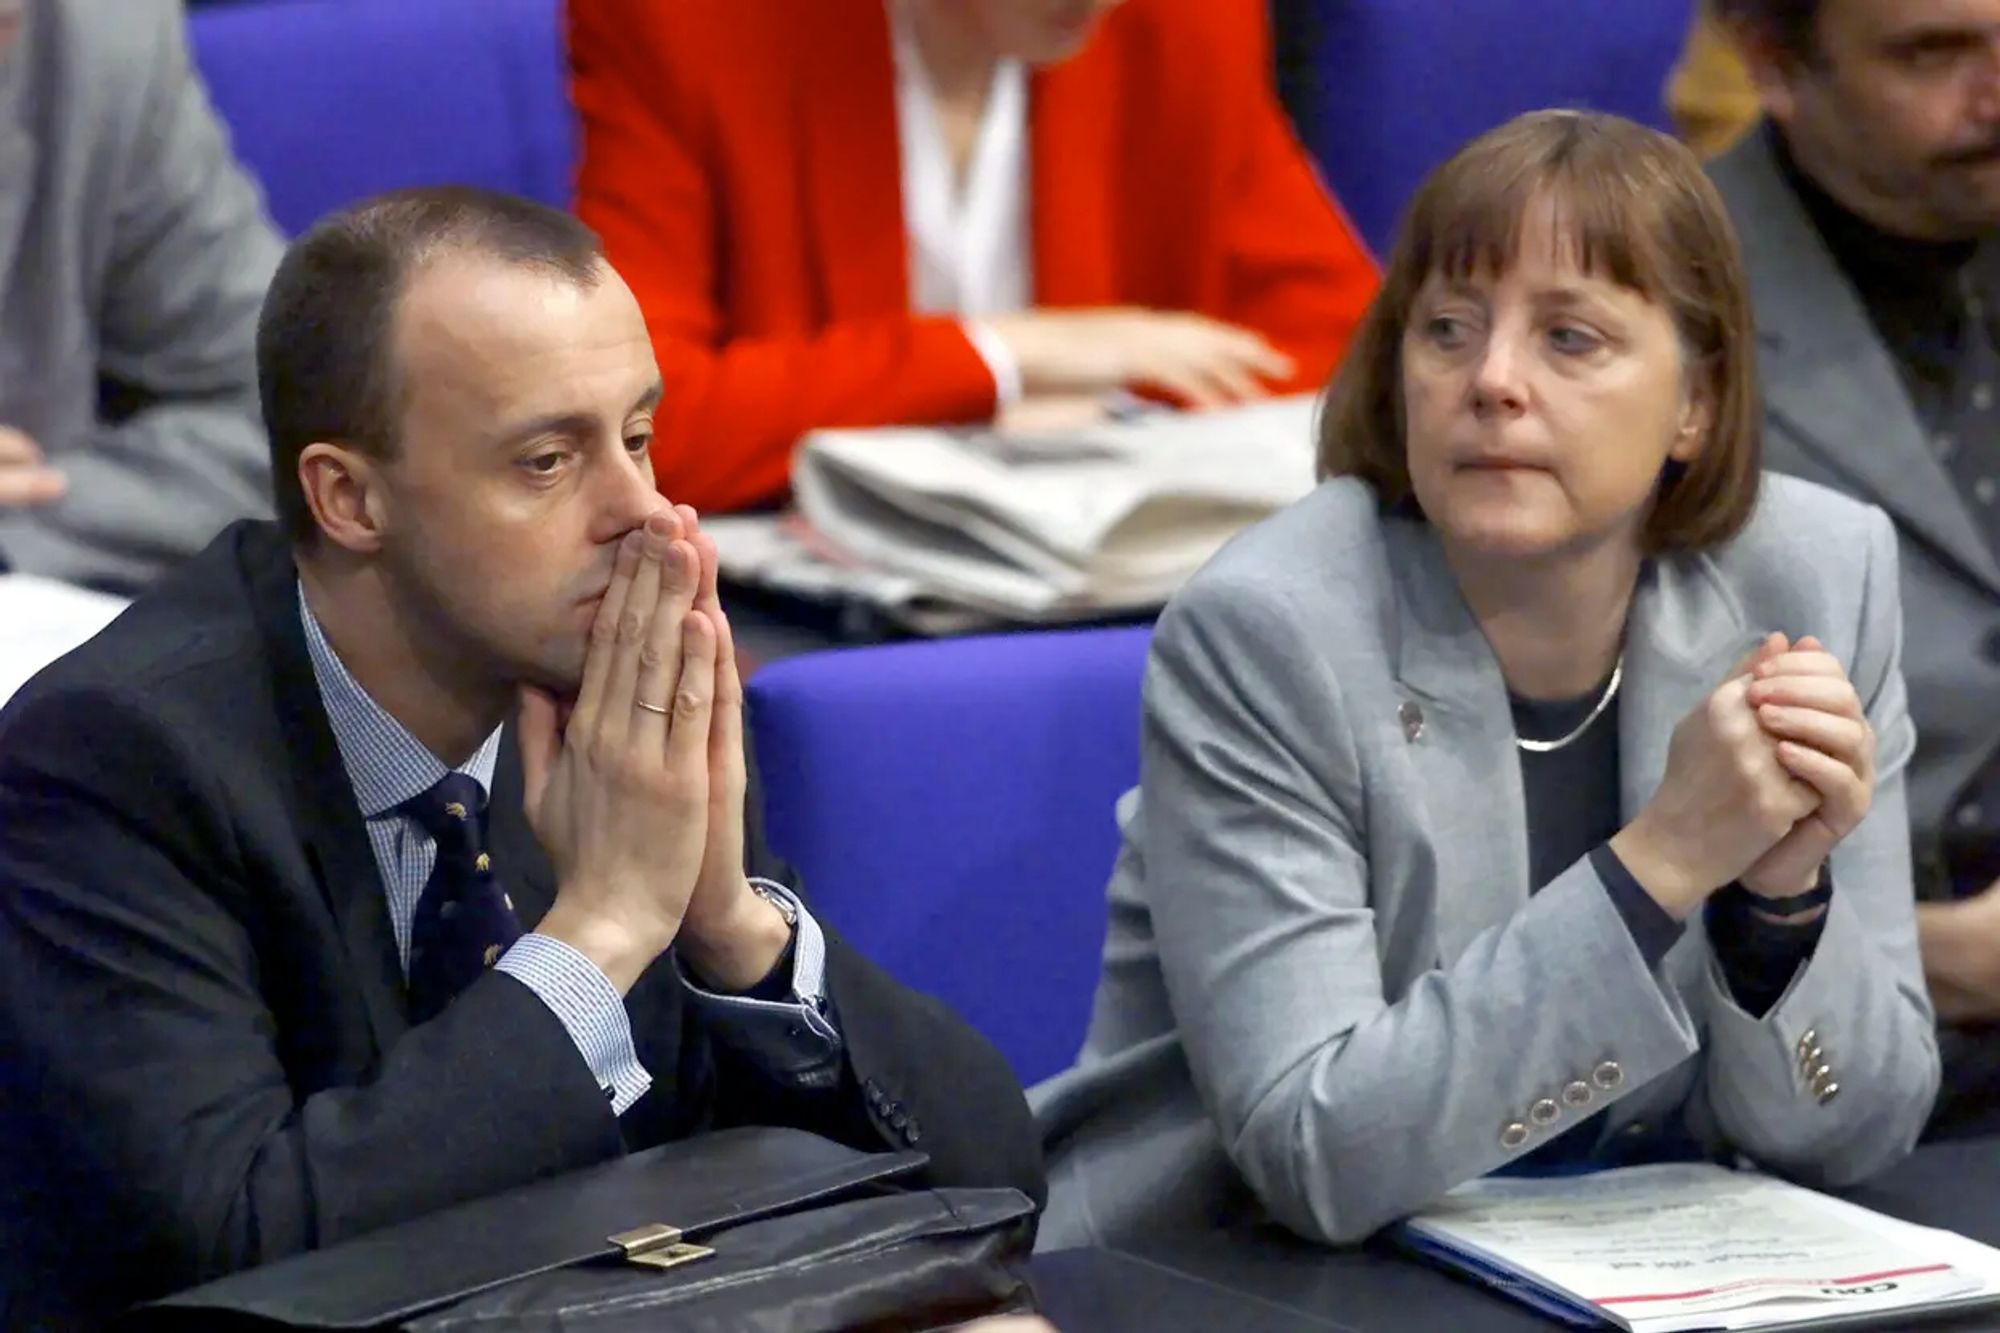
[1396,1163,2000,1331]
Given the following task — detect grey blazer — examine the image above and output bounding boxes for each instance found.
[1710,130,2000,858]
[1033,473,1938,1249]
[0,0,282,592]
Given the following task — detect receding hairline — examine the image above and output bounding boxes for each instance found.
[403,230,612,285]
[258,185,612,541]
[375,245,622,440]
[389,241,615,339]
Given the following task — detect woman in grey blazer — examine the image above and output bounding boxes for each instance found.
[1035,111,1940,1249]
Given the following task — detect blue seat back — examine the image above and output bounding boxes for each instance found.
[188,0,575,235]
[1295,0,1694,254]
[747,628,1151,1085]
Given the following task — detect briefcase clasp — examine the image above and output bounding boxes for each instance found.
[609,1222,716,1271]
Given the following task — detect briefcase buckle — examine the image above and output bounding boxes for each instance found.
[609,1222,716,1271]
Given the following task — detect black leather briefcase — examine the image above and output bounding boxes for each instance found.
[121,1127,1038,1332]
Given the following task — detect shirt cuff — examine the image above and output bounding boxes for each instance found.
[963,319,1024,410]
[1590,843,1687,971]
[677,880,844,1088]
[497,933,652,1115]
[1703,881,1830,1018]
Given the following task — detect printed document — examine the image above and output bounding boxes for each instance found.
[1402,1163,2000,1330]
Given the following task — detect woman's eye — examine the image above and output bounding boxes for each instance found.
[1548,325,1600,354]
[1424,315,1468,345]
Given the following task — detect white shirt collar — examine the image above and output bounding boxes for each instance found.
[888,2,1032,318]
[297,583,502,820]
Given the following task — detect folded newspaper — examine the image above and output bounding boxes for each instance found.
[710,396,1320,634]
[1398,1162,2000,1331]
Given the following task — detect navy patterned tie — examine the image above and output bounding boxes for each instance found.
[403,773,522,1023]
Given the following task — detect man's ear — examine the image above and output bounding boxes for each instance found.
[298,442,390,554]
[1724,14,1805,124]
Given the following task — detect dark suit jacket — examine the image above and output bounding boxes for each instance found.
[0,522,1043,1329]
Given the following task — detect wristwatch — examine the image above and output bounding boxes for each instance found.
[749,879,798,929]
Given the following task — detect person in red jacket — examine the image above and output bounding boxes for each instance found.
[570,0,1379,513]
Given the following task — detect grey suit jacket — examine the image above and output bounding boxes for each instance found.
[1033,474,1938,1249]
[0,0,282,592]
[1709,130,2000,861]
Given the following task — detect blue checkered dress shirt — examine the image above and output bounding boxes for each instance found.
[299,586,841,1112]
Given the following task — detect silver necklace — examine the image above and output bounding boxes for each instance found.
[1516,654,1624,754]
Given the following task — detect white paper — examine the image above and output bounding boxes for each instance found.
[0,574,127,708]
[706,512,1026,636]
[774,395,1319,625]
[1407,1163,1997,1331]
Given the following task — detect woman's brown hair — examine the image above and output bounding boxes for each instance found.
[1318,109,1762,553]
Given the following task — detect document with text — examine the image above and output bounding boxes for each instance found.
[1399,1163,2000,1330]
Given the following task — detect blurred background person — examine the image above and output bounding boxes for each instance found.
[569,0,1379,513]
[0,0,281,593]
[1668,1,1763,158]
[1711,0,2000,1135]
[1035,110,1935,1248]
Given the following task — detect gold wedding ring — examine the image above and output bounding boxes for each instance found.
[634,700,671,716]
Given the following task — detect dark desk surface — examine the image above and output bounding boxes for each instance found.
[1119,1136,2000,1333]
[1029,1247,1351,1332]
[725,582,1157,674]
[726,585,859,672]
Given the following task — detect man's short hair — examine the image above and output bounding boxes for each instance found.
[1714,0,1823,62]
[257,187,606,543]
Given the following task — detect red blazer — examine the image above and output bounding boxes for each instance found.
[570,0,1379,513]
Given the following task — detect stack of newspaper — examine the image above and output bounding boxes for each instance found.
[1399,1162,2000,1330]
[710,396,1320,633]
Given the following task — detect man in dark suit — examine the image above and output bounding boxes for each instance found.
[0,187,1043,1328]
[1710,0,2000,1133]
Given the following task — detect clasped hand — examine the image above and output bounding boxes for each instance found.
[519,505,776,993]
[1615,632,1875,918]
